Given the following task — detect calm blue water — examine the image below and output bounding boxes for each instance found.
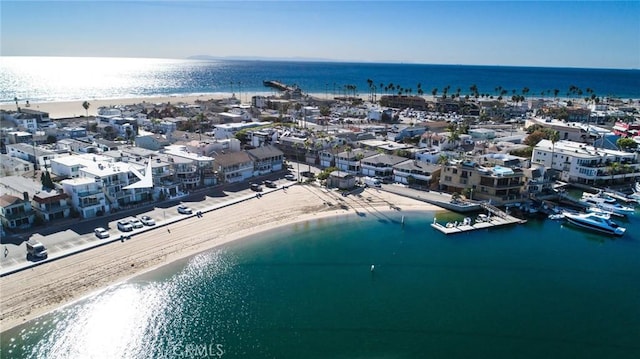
[1,56,639,104]
[2,210,639,358]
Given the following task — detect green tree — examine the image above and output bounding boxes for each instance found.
[41,171,54,189]
[617,137,638,151]
[523,130,548,147]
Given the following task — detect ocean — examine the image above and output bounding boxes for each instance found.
[1,57,639,358]
[2,210,639,358]
[1,56,639,104]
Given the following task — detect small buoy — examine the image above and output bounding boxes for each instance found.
[370,264,375,272]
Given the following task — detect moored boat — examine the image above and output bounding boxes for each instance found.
[595,202,635,217]
[562,212,626,236]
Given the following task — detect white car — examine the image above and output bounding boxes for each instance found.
[117,220,133,232]
[94,227,110,239]
[140,215,155,226]
[129,218,144,229]
[177,205,193,215]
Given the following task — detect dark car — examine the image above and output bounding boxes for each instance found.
[250,183,263,192]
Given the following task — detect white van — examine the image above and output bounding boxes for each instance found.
[363,177,382,188]
[26,239,48,259]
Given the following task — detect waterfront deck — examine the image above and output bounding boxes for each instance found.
[431,202,526,235]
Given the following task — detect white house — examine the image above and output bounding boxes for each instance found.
[60,177,108,218]
[532,139,640,184]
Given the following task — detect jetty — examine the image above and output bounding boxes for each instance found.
[263,80,297,92]
[431,202,526,235]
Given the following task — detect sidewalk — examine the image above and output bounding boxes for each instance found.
[0,184,294,277]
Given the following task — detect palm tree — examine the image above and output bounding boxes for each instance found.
[550,130,560,168]
[293,142,301,182]
[304,139,312,172]
[355,152,364,176]
[196,113,205,141]
[332,142,339,167]
[82,101,91,131]
[344,145,352,173]
[608,162,620,185]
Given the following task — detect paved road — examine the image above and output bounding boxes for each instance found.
[0,173,297,275]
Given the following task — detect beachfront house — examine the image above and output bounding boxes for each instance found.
[392,160,440,187]
[247,145,284,175]
[164,145,216,187]
[0,193,35,229]
[532,139,640,185]
[32,189,71,222]
[213,151,254,184]
[439,160,526,205]
[360,153,407,179]
[334,148,378,174]
[60,177,108,218]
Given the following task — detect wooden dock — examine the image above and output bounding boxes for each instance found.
[431,202,526,235]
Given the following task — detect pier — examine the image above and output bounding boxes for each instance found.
[263,80,297,92]
[431,202,526,235]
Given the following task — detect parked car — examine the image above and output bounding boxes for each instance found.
[26,239,48,259]
[177,205,193,214]
[94,227,110,239]
[129,217,144,229]
[139,215,155,226]
[264,180,277,188]
[284,174,296,181]
[250,183,263,192]
[117,220,133,232]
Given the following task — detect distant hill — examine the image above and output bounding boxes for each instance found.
[187,55,343,62]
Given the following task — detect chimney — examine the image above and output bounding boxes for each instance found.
[23,191,29,201]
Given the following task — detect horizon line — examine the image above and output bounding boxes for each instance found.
[1,54,637,72]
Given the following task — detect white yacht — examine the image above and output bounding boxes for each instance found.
[595,202,635,217]
[582,191,616,204]
[581,194,635,216]
[563,212,626,236]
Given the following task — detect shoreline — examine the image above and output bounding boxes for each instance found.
[2,92,635,120]
[0,185,442,333]
[0,92,275,120]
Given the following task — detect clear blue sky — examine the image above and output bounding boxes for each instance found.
[2,1,639,69]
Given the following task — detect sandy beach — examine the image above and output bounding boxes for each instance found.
[0,185,440,332]
[0,92,276,120]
